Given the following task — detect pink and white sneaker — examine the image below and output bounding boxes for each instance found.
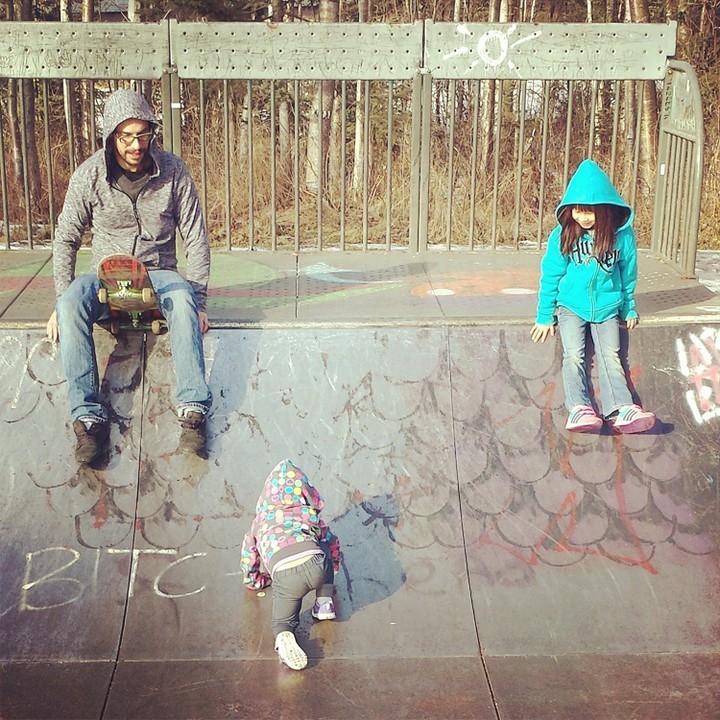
[611,404,656,434]
[565,404,603,432]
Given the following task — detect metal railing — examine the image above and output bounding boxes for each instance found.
[0,20,704,275]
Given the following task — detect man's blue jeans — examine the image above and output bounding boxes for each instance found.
[55,270,211,423]
[556,305,632,417]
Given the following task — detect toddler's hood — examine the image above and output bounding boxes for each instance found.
[257,459,325,513]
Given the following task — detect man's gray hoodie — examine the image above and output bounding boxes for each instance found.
[53,88,210,310]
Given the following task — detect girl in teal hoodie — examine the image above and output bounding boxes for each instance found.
[531,159,655,433]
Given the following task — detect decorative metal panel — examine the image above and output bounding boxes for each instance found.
[170,21,424,80]
[425,22,677,80]
[0,22,167,79]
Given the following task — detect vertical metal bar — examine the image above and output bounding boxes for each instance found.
[317,80,323,251]
[490,80,503,248]
[563,80,573,187]
[665,137,679,258]
[294,80,300,252]
[171,71,182,158]
[269,81,277,251]
[468,79,480,250]
[19,81,33,248]
[513,80,527,248]
[408,73,423,253]
[247,80,255,251]
[587,80,598,159]
[223,79,231,250]
[610,80,620,181]
[679,140,693,268]
[340,80,347,250]
[418,74,432,251]
[362,79,370,250]
[662,137,679,259]
[445,79,456,250]
[199,80,208,229]
[63,79,76,174]
[42,80,55,242]
[88,80,96,151]
[0,81,9,249]
[161,72,172,151]
[630,84,643,212]
[536,83,551,248]
[385,80,393,251]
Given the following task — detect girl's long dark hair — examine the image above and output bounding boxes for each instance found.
[557,204,630,257]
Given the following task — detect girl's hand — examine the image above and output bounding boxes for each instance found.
[626,317,639,330]
[531,323,556,343]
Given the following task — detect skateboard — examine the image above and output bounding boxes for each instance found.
[96,254,166,335]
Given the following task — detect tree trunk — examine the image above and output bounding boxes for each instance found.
[328,93,343,202]
[76,0,93,161]
[480,0,502,172]
[305,1,338,193]
[278,96,292,202]
[19,0,42,214]
[628,0,659,196]
[352,0,370,192]
[59,0,80,171]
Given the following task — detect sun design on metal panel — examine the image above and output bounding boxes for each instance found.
[443,23,542,77]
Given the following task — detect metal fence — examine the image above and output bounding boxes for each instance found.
[0,20,704,274]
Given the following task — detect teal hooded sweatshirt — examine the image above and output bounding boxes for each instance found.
[535,159,638,325]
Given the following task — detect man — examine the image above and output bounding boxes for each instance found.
[47,88,212,464]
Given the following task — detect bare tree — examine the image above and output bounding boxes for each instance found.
[480,0,502,171]
[19,0,42,217]
[628,0,659,196]
[305,0,339,192]
[352,0,371,192]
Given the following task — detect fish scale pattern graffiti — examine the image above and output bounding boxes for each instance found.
[450,327,716,582]
[0,326,715,576]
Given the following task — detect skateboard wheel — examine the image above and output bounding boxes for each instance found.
[142,288,155,304]
[98,288,108,304]
[151,320,164,335]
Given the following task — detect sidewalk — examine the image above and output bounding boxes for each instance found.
[1,247,719,327]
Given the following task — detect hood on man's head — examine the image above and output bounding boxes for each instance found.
[556,158,633,229]
[101,88,158,147]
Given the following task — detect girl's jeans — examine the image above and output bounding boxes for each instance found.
[556,305,633,417]
[55,270,211,423]
[271,553,335,636]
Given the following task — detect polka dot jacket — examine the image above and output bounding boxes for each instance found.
[241,459,342,591]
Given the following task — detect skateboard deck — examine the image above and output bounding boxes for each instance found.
[97,254,167,334]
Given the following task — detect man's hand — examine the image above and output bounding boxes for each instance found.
[626,316,639,330]
[198,310,209,334]
[46,311,59,343]
[531,322,556,343]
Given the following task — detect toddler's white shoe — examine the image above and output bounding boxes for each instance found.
[565,404,603,432]
[275,631,307,670]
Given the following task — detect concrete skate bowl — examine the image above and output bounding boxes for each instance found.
[0,324,718,719]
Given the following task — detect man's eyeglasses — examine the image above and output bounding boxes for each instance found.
[115,131,154,147]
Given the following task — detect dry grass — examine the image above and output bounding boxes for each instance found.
[699,137,720,249]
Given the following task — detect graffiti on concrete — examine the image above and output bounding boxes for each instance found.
[677,328,720,424]
[0,326,715,621]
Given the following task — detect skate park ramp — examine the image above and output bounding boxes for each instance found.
[1,249,720,720]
